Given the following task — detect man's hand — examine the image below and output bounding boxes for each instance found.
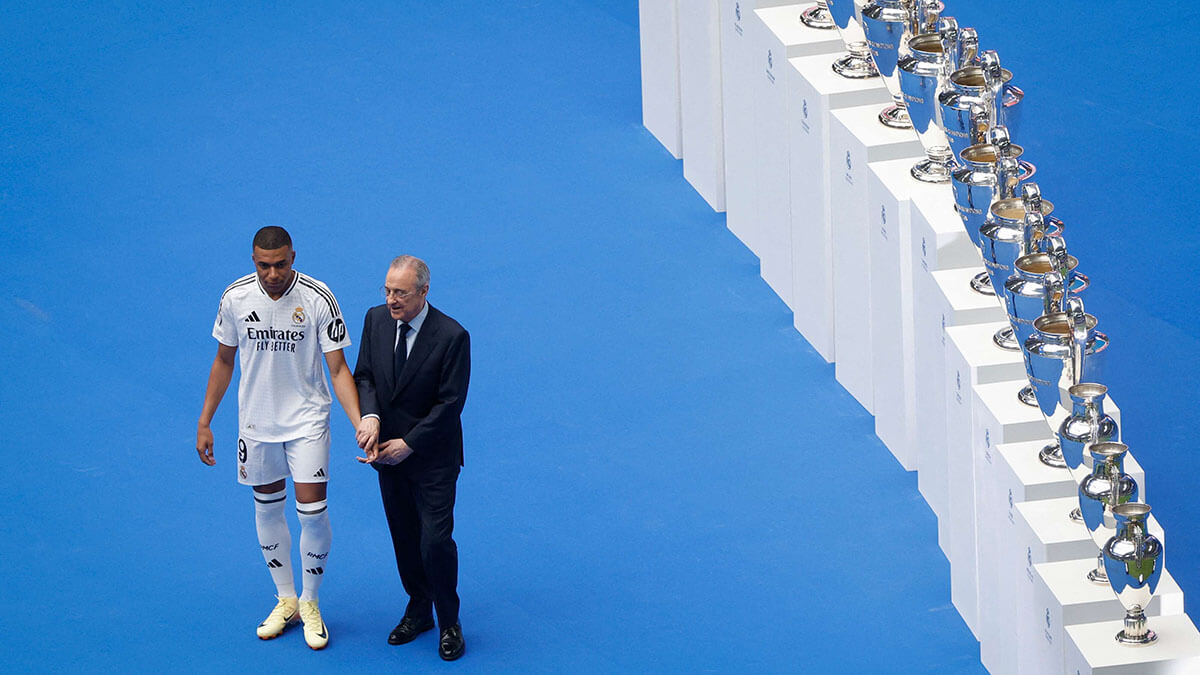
[196,424,216,466]
[356,417,380,451]
[370,438,413,466]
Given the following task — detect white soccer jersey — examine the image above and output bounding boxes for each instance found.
[212,271,351,442]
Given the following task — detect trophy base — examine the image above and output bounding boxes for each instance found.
[832,49,879,79]
[1116,629,1158,646]
[1069,506,1083,523]
[1116,610,1158,647]
[910,156,952,183]
[1017,384,1038,407]
[970,272,995,296]
[992,325,1019,351]
[1087,567,1109,584]
[799,4,834,29]
[1039,442,1067,469]
[877,103,911,130]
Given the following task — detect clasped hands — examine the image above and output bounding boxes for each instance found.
[355,417,412,465]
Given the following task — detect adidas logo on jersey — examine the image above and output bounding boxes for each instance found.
[312,468,326,478]
[244,311,261,322]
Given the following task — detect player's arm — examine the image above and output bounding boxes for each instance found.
[324,349,362,429]
[196,343,237,466]
[352,310,382,459]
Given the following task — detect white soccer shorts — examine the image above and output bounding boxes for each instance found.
[236,430,330,486]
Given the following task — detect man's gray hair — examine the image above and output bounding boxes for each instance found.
[390,255,430,288]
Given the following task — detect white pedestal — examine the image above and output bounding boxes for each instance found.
[982,440,1085,674]
[750,5,842,308]
[639,0,682,158]
[919,267,1005,556]
[1027,561,1184,675]
[910,192,979,504]
[865,158,956,470]
[718,0,795,249]
[1066,614,1200,674]
[786,53,889,363]
[679,0,725,211]
[827,103,922,413]
[971,380,1052,672]
[915,266,996,507]
[944,321,1025,637]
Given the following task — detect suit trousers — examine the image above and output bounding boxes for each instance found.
[378,462,461,628]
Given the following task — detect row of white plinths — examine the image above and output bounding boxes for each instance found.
[640,1,1200,673]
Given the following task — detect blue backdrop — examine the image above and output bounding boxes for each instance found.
[1,1,1195,672]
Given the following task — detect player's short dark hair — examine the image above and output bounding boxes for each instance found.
[253,226,292,251]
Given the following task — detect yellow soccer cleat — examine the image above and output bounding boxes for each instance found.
[299,599,329,650]
[256,596,299,640]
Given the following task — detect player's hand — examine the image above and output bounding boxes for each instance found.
[374,438,413,465]
[196,424,216,466]
[356,442,379,464]
[356,417,380,450]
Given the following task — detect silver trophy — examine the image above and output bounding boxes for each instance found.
[1104,503,1163,645]
[951,129,1028,295]
[980,183,1060,350]
[801,1,836,29]
[827,0,880,78]
[1022,297,1109,468]
[1080,442,1138,584]
[861,0,941,128]
[1004,237,1089,406]
[1058,383,1119,521]
[898,20,979,182]
[938,51,1025,160]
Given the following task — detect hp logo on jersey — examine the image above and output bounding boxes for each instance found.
[327,318,346,342]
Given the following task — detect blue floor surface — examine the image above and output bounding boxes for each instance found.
[1,1,1196,672]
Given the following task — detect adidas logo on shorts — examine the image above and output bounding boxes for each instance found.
[312,468,326,478]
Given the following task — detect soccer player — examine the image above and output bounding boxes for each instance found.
[195,226,362,650]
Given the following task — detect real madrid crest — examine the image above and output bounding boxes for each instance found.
[293,306,306,324]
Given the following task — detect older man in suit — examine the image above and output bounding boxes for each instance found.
[354,255,470,661]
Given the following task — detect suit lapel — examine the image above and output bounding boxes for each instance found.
[393,306,441,398]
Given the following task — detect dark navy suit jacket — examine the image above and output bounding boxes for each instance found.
[353,303,470,469]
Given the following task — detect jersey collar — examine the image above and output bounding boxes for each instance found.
[256,270,300,299]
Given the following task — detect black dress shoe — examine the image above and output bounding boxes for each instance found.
[439,623,465,661]
[388,615,435,645]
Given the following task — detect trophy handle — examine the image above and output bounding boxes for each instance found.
[1046,235,1070,275]
[1044,270,1066,316]
[1022,181,1043,215]
[996,156,1020,199]
[1086,392,1102,446]
[917,0,941,34]
[1067,296,1088,388]
[981,50,1003,110]
[957,27,979,68]
[1022,211,1045,256]
[1104,452,1121,519]
[938,17,959,67]
[988,126,1012,157]
[968,104,990,147]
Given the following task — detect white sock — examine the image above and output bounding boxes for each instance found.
[297,499,330,602]
[254,488,296,598]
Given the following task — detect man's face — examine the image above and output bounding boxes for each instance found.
[252,246,296,298]
[384,265,428,322]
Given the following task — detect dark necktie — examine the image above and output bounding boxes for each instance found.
[394,322,411,379]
